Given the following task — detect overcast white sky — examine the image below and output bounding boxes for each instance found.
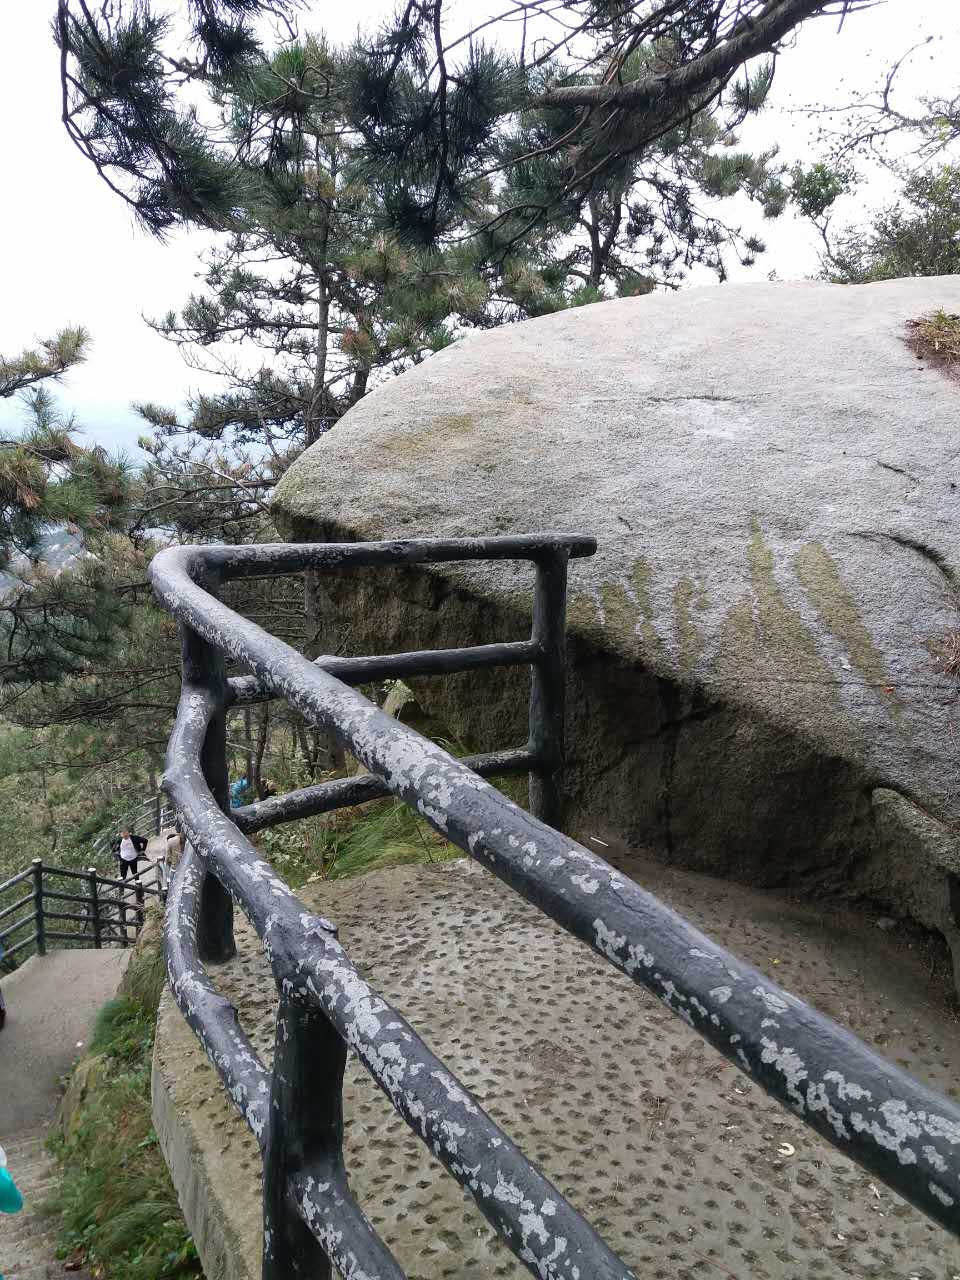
[0,0,956,454]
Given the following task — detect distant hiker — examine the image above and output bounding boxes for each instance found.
[159,830,183,904]
[229,777,252,808]
[111,828,147,905]
[0,1144,22,1215]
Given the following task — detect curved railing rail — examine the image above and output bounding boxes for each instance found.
[152,536,960,1280]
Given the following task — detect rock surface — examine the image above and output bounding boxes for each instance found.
[273,277,960,977]
[153,856,960,1280]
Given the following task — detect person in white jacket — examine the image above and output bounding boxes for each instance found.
[111,828,147,905]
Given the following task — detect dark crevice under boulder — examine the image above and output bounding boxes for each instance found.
[273,277,960,990]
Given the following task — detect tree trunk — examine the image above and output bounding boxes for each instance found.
[244,706,254,784]
[252,703,270,799]
[295,719,315,775]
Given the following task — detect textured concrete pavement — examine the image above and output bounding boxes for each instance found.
[154,854,960,1280]
[0,948,127,1137]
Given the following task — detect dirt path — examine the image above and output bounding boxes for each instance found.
[0,949,127,1137]
[0,949,126,1279]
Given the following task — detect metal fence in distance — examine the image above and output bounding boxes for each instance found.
[0,858,164,963]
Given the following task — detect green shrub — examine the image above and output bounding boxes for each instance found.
[257,769,528,887]
[89,997,155,1067]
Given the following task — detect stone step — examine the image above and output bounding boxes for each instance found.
[13,1172,55,1192]
[0,1212,58,1251]
[5,1162,52,1186]
[7,1265,85,1280]
[3,1255,58,1279]
[0,1240,59,1272]
[4,1141,48,1166]
[4,1255,56,1279]
[9,1163,54,1187]
[0,1127,63,1280]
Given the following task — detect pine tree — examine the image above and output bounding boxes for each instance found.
[130,36,513,462]
[0,330,131,571]
[56,1,875,243]
[0,374,138,684]
[0,332,310,789]
[55,1,868,291]
[0,327,89,399]
[781,39,960,286]
[824,166,960,283]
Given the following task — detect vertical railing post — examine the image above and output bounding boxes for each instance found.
[155,790,162,835]
[31,858,46,956]
[262,993,342,1280]
[179,595,235,964]
[87,868,102,949]
[528,549,570,829]
[118,880,129,946]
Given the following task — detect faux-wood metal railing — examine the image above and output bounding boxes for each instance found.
[151,535,960,1280]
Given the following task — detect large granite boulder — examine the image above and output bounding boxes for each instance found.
[273,278,960,982]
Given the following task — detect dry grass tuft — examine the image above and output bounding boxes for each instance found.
[932,629,960,678]
[906,309,960,377]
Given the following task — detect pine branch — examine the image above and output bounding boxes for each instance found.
[0,327,90,398]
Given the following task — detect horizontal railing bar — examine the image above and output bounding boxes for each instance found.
[42,909,94,926]
[4,933,38,958]
[184,535,596,583]
[228,640,540,705]
[44,931,97,944]
[0,914,37,944]
[234,746,534,834]
[0,867,34,896]
[166,685,634,1280]
[0,892,34,924]
[37,864,96,883]
[151,542,960,1238]
[41,887,92,907]
[88,872,160,895]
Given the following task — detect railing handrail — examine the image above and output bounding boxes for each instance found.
[151,535,960,1280]
[0,866,35,897]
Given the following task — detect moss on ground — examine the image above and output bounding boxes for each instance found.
[377,412,481,458]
